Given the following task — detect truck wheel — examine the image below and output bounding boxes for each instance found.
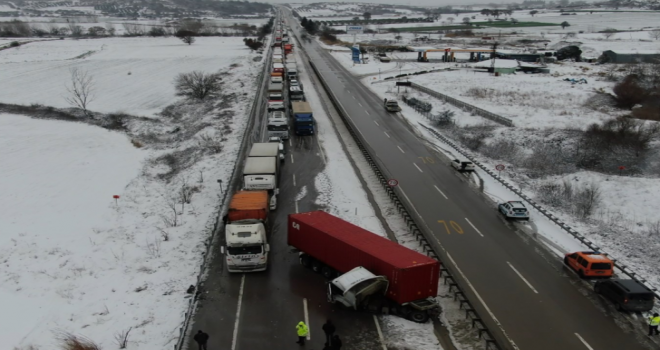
[300,254,311,268]
[410,310,429,323]
[321,266,335,279]
[311,260,322,273]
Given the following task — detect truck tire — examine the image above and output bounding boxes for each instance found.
[300,254,311,268]
[311,260,323,273]
[321,266,335,279]
[409,310,429,323]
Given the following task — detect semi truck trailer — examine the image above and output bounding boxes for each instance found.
[288,211,440,322]
[224,191,270,272]
[291,101,314,136]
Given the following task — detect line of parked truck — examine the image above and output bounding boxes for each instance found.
[223,18,440,323]
[267,24,315,137]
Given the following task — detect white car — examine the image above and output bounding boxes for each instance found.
[451,158,475,172]
[498,201,530,220]
[289,79,300,87]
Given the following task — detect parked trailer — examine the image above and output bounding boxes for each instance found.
[288,211,440,322]
[291,101,314,136]
[224,191,270,272]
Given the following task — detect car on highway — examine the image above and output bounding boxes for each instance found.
[498,201,529,220]
[564,251,614,278]
[594,279,654,311]
[450,158,475,172]
[289,79,300,88]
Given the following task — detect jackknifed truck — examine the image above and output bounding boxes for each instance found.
[224,191,270,272]
[288,211,441,322]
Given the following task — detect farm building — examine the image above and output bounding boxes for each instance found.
[599,50,660,64]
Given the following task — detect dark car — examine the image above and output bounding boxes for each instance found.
[594,279,655,312]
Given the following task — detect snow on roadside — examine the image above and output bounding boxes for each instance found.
[1,38,262,350]
[292,47,445,349]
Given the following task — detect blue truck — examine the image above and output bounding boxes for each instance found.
[291,101,314,136]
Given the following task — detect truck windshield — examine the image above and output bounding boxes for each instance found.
[268,125,289,131]
[296,121,313,127]
[227,245,262,255]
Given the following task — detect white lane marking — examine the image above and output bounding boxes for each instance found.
[358,102,363,107]
[352,95,356,100]
[289,138,292,147]
[507,261,539,294]
[575,333,595,350]
[397,145,405,153]
[365,110,370,115]
[374,120,380,126]
[293,174,296,187]
[303,298,311,340]
[295,200,299,214]
[413,163,423,173]
[433,185,448,199]
[465,218,484,237]
[290,154,294,164]
[384,131,390,138]
[373,315,388,350]
[231,274,246,350]
[446,253,521,350]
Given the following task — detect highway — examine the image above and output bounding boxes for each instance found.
[185,14,386,350]
[284,8,656,350]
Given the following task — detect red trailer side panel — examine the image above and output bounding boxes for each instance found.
[288,211,439,304]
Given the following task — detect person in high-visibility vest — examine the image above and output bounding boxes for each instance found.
[296,321,309,345]
[649,313,660,336]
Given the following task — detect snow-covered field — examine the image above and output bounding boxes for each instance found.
[0,37,247,117]
[1,36,262,350]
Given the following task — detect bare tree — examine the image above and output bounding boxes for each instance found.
[650,29,660,41]
[447,17,455,24]
[68,23,84,37]
[176,30,196,45]
[64,68,95,116]
[105,22,116,36]
[602,28,617,40]
[174,71,222,100]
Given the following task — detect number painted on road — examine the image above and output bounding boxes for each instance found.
[418,156,435,164]
[438,220,464,235]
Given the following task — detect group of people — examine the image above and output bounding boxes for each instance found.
[296,319,343,350]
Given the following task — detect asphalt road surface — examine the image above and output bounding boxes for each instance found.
[283,8,657,350]
[186,17,386,350]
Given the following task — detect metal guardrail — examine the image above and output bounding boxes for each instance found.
[409,83,514,127]
[307,59,502,350]
[173,33,274,350]
[417,123,660,302]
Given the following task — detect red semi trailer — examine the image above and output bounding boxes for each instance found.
[288,210,440,322]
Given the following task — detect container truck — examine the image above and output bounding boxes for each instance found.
[291,101,314,136]
[224,191,270,272]
[288,211,441,322]
[272,63,285,73]
[267,112,290,140]
[289,86,305,102]
[243,156,279,210]
[267,82,284,111]
[284,44,293,55]
[249,142,284,162]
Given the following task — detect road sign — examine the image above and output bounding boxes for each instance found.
[495,164,505,171]
[346,25,364,34]
[387,179,399,187]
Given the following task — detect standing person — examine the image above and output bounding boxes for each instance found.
[331,335,342,350]
[322,319,336,346]
[193,330,209,350]
[296,321,309,345]
[649,313,660,336]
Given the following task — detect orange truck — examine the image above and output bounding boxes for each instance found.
[224,191,270,272]
[284,44,293,55]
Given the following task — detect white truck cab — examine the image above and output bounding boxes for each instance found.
[225,219,269,272]
[327,267,389,310]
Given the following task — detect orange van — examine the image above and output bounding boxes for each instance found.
[564,251,614,278]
